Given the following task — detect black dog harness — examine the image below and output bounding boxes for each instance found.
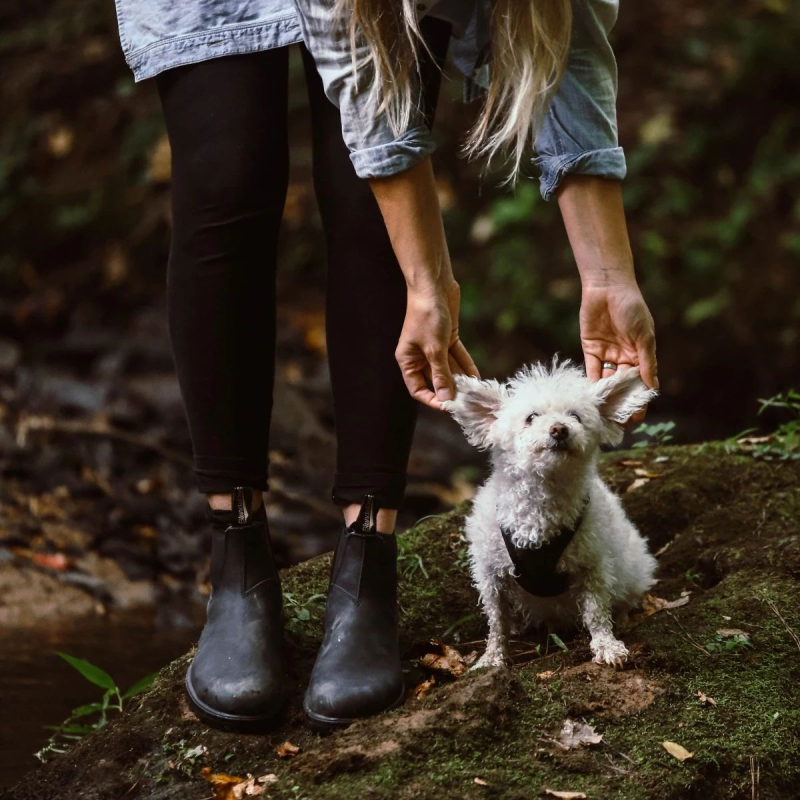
[500,499,588,597]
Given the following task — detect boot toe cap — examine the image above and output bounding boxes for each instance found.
[304,673,404,723]
[187,661,283,721]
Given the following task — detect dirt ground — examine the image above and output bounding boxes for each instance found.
[4,443,798,800]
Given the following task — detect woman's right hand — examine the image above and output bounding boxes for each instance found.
[395,279,480,410]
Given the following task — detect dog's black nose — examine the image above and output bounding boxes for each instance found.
[550,422,569,441]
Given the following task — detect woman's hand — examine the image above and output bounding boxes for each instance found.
[580,282,658,423]
[395,279,480,410]
[580,282,658,386]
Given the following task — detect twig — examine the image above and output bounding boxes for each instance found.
[762,596,800,652]
[666,611,711,657]
[17,415,192,466]
[751,755,760,800]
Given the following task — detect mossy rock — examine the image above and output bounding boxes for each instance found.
[5,445,799,800]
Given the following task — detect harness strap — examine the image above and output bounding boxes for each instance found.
[500,499,588,598]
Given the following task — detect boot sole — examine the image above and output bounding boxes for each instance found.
[185,677,284,734]
[304,685,406,733]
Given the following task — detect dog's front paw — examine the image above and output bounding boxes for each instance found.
[590,636,629,668]
[471,648,508,670]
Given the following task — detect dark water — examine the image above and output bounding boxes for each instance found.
[0,608,203,787]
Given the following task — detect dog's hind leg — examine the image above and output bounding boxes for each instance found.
[579,578,628,668]
[473,576,512,669]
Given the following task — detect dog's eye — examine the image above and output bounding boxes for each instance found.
[569,411,582,424]
[526,412,540,425]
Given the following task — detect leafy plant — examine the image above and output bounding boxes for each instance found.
[36,654,156,762]
[705,633,754,654]
[631,420,676,448]
[397,533,430,580]
[754,390,800,460]
[283,591,325,622]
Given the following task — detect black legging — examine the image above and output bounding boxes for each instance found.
[156,20,450,508]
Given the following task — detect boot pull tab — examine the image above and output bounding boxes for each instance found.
[233,487,255,525]
[353,495,379,535]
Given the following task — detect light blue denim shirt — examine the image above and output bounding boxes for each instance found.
[114,0,625,199]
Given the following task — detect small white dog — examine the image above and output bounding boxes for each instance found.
[445,359,658,669]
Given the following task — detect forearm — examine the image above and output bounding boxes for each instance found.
[557,176,636,288]
[368,158,453,292]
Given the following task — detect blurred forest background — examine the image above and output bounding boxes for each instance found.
[0,0,799,781]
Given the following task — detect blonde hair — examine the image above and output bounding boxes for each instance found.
[336,0,573,180]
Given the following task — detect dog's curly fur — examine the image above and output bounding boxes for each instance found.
[445,359,658,669]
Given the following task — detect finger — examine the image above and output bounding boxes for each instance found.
[637,337,659,390]
[427,346,455,403]
[585,353,603,382]
[450,338,480,379]
[398,357,441,410]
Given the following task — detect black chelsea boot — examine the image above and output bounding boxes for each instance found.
[185,488,284,731]
[304,496,404,731]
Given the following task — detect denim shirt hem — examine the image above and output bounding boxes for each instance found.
[534,146,626,201]
[349,127,437,179]
[126,16,302,82]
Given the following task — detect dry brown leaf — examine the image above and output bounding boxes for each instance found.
[232,775,263,798]
[544,790,588,799]
[257,774,278,785]
[553,719,603,750]
[276,741,300,759]
[31,552,71,571]
[653,540,672,557]
[200,767,246,800]
[638,593,690,617]
[618,459,644,468]
[412,676,436,699]
[716,628,749,639]
[537,670,557,681]
[634,468,661,479]
[662,741,694,762]
[474,777,488,786]
[695,690,717,707]
[417,640,468,678]
[626,477,650,493]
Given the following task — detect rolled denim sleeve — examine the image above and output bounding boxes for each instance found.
[292,0,435,178]
[533,0,626,200]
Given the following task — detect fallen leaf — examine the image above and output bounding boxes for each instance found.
[537,670,557,680]
[474,777,488,786]
[544,790,588,799]
[232,774,263,798]
[695,690,717,707]
[737,435,772,446]
[31,552,72,571]
[553,719,603,750]
[257,775,278,784]
[201,767,246,800]
[417,639,468,678]
[653,541,672,557]
[634,468,661,479]
[412,676,436,699]
[639,593,690,617]
[716,628,749,639]
[626,478,650,493]
[276,741,300,759]
[618,459,644,467]
[662,741,693,761]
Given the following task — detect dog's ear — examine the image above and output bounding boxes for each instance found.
[444,375,507,449]
[594,367,659,446]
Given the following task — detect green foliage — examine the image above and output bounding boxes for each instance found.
[36,654,156,762]
[397,533,430,580]
[755,390,800,460]
[631,420,676,448]
[282,591,326,623]
[704,632,754,654]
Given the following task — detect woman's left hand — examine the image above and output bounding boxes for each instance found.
[580,282,658,420]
